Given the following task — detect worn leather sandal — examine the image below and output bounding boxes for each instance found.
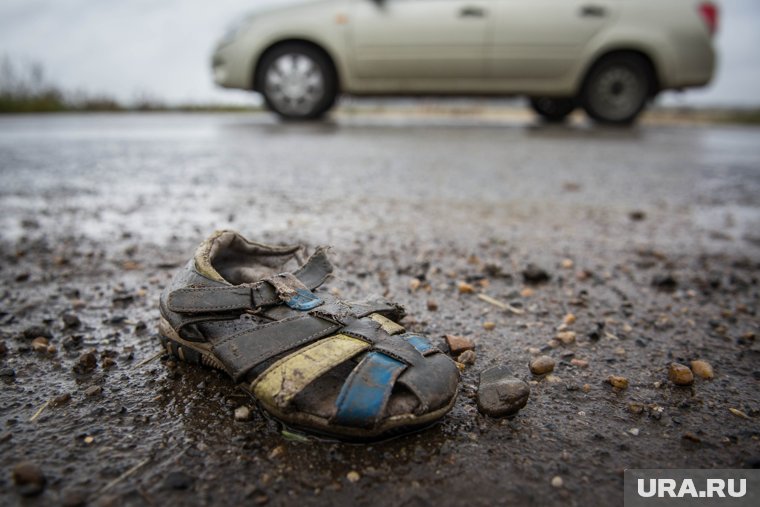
[158,230,459,440]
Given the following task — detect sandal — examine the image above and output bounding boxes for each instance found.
[158,230,460,440]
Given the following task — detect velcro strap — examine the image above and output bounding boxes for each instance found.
[168,248,333,314]
[371,335,426,366]
[167,285,255,313]
[211,314,341,382]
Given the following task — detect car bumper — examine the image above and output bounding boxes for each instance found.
[211,42,254,90]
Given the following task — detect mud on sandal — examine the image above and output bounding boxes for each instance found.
[158,230,460,440]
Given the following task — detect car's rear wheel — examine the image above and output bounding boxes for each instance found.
[258,44,337,120]
[529,97,576,122]
[580,54,654,125]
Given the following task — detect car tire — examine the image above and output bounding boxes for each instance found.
[529,97,576,122]
[258,43,337,120]
[580,54,654,126]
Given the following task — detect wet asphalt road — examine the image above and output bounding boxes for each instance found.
[0,112,759,506]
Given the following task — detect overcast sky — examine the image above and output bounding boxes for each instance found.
[0,0,758,107]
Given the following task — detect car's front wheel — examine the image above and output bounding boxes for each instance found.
[580,54,654,125]
[529,97,576,122]
[258,44,337,120]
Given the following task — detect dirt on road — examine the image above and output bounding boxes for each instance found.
[1,113,759,506]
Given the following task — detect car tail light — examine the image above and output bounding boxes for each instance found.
[698,2,718,36]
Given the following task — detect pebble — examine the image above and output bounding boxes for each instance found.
[0,341,7,356]
[164,471,193,490]
[562,313,576,325]
[0,367,15,378]
[476,365,530,417]
[346,471,361,483]
[426,299,438,311]
[445,335,474,355]
[22,325,52,340]
[608,375,629,389]
[52,393,72,406]
[31,337,49,352]
[457,281,475,294]
[668,362,694,386]
[457,350,476,365]
[520,287,535,298]
[551,476,563,488]
[234,405,252,421]
[522,264,550,284]
[268,445,284,460]
[690,360,714,380]
[73,351,97,374]
[12,461,46,496]
[556,331,576,345]
[409,278,421,291]
[62,313,81,328]
[570,358,588,368]
[529,356,555,375]
[482,321,496,331]
[84,385,102,397]
[560,259,574,269]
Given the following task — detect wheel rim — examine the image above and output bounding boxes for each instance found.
[264,53,325,116]
[588,65,646,121]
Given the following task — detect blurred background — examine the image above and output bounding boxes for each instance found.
[0,0,759,117]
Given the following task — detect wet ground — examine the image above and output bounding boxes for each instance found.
[0,112,759,506]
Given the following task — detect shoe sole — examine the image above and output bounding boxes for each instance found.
[158,316,457,440]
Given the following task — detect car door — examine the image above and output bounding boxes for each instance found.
[488,0,620,79]
[349,0,490,80]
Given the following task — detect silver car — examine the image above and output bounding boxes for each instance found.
[212,0,718,124]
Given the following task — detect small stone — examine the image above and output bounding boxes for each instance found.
[690,360,714,380]
[628,402,645,414]
[234,405,252,421]
[52,393,72,406]
[83,436,94,444]
[614,347,626,356]
[529,356,555,375]
[476,365,530,417]
[682,432,701,443]
[551,476,563,488]
[652,274,678,291]
[102,357,116,368]
[164,471,193,490]
[457,350,476,365]
[608,375,629,389]
[0,367,15,378]
[556,331,576,345]
[0,341,7,356]
[22,325,52,340]
[520,287,535,298]
[409,278,421,291]
[31,337,49,352]
[84,385,102,397]
[582,383,591,393]
[562,313,576,325]
[522,264,550,284]
[668,362,694,386]
[46,345,57,355]
[13,461,46,496]
[426,299,438,311]
[482,321,496,331]
[346,471,361,483]
[268,445,284,460]
[629,428,640,436]
[62,313,81,328]
[629,210,646,221]
[457,281,475,294]
[445,335,474,355]
[560,259,574,269]
[73,351,97,374]
[570,358,588,368]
